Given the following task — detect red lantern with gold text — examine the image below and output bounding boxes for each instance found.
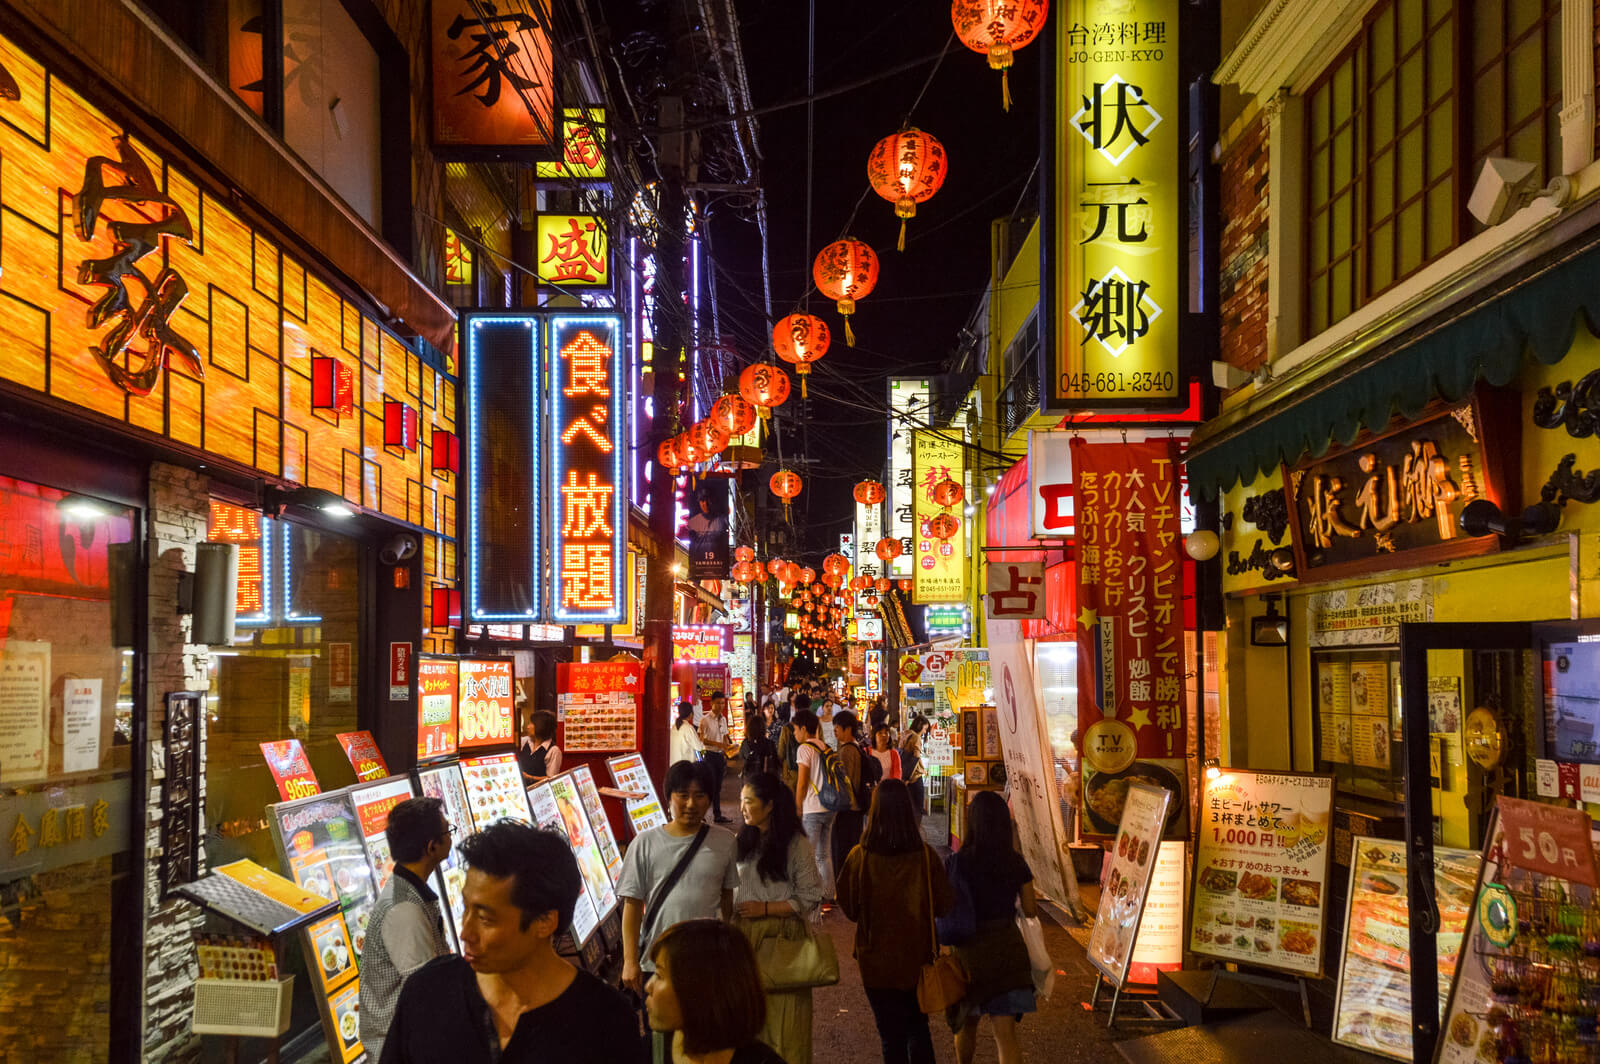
[823,552,850,575]
[812,238,879,347]
[898,578,913,592]
[711,394,758,438]
[691,420,730,457]
[772,314,831,398]
[798,566,817,587]
[739,363,792,420]
[657,437,682,471]
[867,128,949,251]
[929,512,960,540]
[735,545,756,564]
[875,537,903,563]
[952,0,1048,110]
[678,432,706,465]
[932,477,964,508]
[854,480,887,507]
[876,576,891,592]
[770,468,802,518]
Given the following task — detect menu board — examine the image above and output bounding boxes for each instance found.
[1086,782,1172,986]
[1317,659,1352,764]
[261,739,321,800]
[1128,841,1186,985]
[459,752,534,829]
[416,762,472,951]
[606,752,667,834]
[348,776,417,894]
[526,781,601,945]
[328,978,364,1063]
[1331,838,1479,1061]
[1349,659,1391,769]
[458,659,516,749]
[306,912,358,998]
[557,661,642,752]
[336,731,389,782]
[1189,769,1335,976]
[548,772,619,921]
[417,657,460,760]
[571,764,624,884]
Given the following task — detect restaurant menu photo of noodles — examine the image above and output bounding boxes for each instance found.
[1330,837,1479,1061]
[1188,769,1335,977]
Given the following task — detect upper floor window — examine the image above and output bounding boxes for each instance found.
[1304,0,1560,335]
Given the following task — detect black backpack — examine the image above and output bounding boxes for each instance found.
[856,740,883,804]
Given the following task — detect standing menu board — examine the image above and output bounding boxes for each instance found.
[1189,769,1335,976]
[458,658,516,749]
[1086,783,1173,986]
[1331,838,1479,1060]
[571,764,624,884]
[557,661,642,752]
[416,761,472,951]
[548,771,618,921]
[269,789,377,1064]
[606,752,667,834]
[417,657,459,760]
[1128,841,1186,985]
[526,781,602,945]
[348,776,417,894]
[460,752,534,829]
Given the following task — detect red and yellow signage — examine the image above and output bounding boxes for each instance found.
[1048,0,1181,409]
[208,500,267,620]
[458,659,516,748]
[911,429,967,604]
[335,731,389,783]
[443,229,474,285]
[549,315,625,623]
[537,215,610,287]
[418,658,460,759]
[673,625,729,663]
[260,740,320,801]
[535,108,608,181]
[430,0,554,150]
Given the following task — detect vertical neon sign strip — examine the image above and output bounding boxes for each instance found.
[465,314,543,622]
[548,314,625,624]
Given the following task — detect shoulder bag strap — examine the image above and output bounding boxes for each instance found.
[922,845,938,957]
[640,823,710,944]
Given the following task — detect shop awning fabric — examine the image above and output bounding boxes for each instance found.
[1185,226,1600,501]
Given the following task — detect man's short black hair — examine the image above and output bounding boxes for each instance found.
[833,710,859,738]
[459,820,582,932]
[386,796,445,863]
[791,708,819,735]
[794,694,812,712]
[666,759,714,796]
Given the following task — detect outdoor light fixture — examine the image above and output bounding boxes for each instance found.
[264,486,355,519]
[1269,547,1296,573]
[1183,530,1220,561]
[1459,498,1517,538]
[56,494,110,521]
[1250,597,1289,647]
[1204,759,1221,781]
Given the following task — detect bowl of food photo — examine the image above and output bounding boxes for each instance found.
[1083,761,1184,835]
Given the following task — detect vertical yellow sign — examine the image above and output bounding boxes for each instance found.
[1049,0,1181,409]
[912,429,968,604]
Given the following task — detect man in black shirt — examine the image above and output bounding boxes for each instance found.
[379,821,644,1064]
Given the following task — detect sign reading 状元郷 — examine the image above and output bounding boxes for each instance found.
[549,315,625,624]
[1045,0,1182,410]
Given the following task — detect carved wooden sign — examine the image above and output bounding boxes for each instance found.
[161,691,203,894]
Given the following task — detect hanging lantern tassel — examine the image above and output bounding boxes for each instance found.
[837,298,857,347]
[798,366,809,399]
[896,198,917,253]
[1001,67,1012,111]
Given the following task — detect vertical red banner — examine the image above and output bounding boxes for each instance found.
[1071,438,1188,837]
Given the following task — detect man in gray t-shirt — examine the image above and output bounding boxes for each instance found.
[618,760,739,992]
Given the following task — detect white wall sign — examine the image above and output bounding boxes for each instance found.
[887,378,931,579]
[63,677,103,774]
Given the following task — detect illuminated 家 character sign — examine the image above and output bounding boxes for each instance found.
[549,315,624,623]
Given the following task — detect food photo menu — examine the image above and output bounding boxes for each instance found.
[549,771,619,920]
[605,752,667,834]
[1085,782,1172,987]
[348,776,417,894]
[417,761,473,950]
[571,764,624,885]
[526,780,601,945]
[460,752,534,830]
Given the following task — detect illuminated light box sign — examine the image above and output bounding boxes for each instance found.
[464,315,542,623]
[458,658,516,749]
[1044,0,1182,410]
[430,0,553,151]
[673,624,730,664]
[208,500,269,622]
[888,378,931,578]
[537,215,610,288]
[549,314,625,624]
[912,428,968,604]
[535,108,608,181]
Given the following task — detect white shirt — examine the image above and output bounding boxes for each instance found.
[797,740,829,816]
[670,721,705,765]
[699,712,729,751]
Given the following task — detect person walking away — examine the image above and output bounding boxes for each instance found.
[517,710,562,784]
[360,798,454,1061]
[836,779,953,1064]
[777,698,805,790]
[945,791,1038,1064]
[378,821,643,1063]
[741,708,777,780]
[790,708,837,899]
[829,712,867,884]
[645,919,788,1064]
[670,702,705,768]
[733,772,824,1063]
[618,760,740,997]
[869,725,902,781]
[900,717,929,820]
[700,693,734,823]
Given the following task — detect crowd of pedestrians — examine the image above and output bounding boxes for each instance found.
[361,678,1045,1064]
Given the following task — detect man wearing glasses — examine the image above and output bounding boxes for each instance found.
[361,797,454,1060]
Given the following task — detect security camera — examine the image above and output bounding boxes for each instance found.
[379,534,418,566]
[1468,157,1538,227]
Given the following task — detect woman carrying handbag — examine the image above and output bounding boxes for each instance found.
[837,779,954,1064]
[733,773,830,1064]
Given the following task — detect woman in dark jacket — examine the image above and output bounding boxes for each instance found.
[836,779,952,1064]
[946,791,1037,1064]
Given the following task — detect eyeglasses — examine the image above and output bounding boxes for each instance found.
[442,822,457,837]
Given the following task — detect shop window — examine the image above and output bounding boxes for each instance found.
[1311,647,1404,799]
[1034,639,1080,840]
[1304,0,1560,335]
[0,476,137,1060]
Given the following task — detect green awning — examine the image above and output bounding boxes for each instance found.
[1186,230,1600,501]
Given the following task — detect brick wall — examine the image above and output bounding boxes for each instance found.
[1219,111,1270,376]
[142,463,213,1063]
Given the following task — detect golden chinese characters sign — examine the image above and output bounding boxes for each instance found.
[1046,0,1181,409]
[537,215,609,287]
[550,315,625,624]
[431,0,554,150]
[911,429,967,604]
[1219,468,1296,595]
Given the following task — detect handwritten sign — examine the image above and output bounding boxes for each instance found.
[1496,795,1598,887]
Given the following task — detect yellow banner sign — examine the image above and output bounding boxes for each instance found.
[912,428,967,604]
[537,214,610,287]
[535,108,607,180]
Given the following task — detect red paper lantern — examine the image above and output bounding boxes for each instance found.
[798,566,817,586]
[898,578,913,592]
[812,238,879,347]
[932,477,964,508]
[770,469,802,500]
[768,558,787,577]
[867,128,949,251]
[866,594,879,607]
[823,552,850,575]
[772,314,831,398]
[854,480,886,507]
[929,512,960,540]
[690,420,730,456]
[739,363,792,418]
[657,437,682,470]
[951,0,1048,110]
[735,545,756,564]
[711,394,758,437]
[678,432,706,465]
[875,537,903,562]
[875,576,891,592]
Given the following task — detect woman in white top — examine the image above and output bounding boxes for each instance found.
[669,700,705,767]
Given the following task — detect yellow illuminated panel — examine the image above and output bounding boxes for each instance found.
[912,428,967,604]
[1050,0,1180,408]
[537,214,609,287]
[443,229,473,285]
[535,108,607,180]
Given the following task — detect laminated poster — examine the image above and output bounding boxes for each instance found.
[459,753,533,829]
[1317,659,1352,764]
[605,753,666,834]
[349,776,416,894]
[526,780,601,944]
[1189,769,1335,977]
[417,657,459,760]
[548,772,618,920]
[571,764,624,884]
[1086,782,1172,987]
[418,762,473,951]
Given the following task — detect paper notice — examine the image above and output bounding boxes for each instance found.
[0,640,49,783]
[63,677,103,773]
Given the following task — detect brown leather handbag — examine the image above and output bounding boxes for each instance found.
[915,846,969,1013]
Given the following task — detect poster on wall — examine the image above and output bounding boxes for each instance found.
[1317,659,1352,764]
[1330,837,1479,1061]
[458,659,516,749]
[459,752,534,829]
[525,781,602,945]
[1349,660,1391,770]
[348,777,417,894]
[1071,438,1188,838]
[0,639,49,783]
[1189,769,1335,977]
[417,657,460,760]
[556,661,641,752]
[61,677,103,775]
[416,762,472,951]
[605,753,667,834]
[1086,782,1172,986]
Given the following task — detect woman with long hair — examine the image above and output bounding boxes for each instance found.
[732,773,823,1063]
[836,779,952,1064]
[899,716,930,819]
[646,919,786,1063]
[946,791,1038,1064]
[669,700,705,768]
